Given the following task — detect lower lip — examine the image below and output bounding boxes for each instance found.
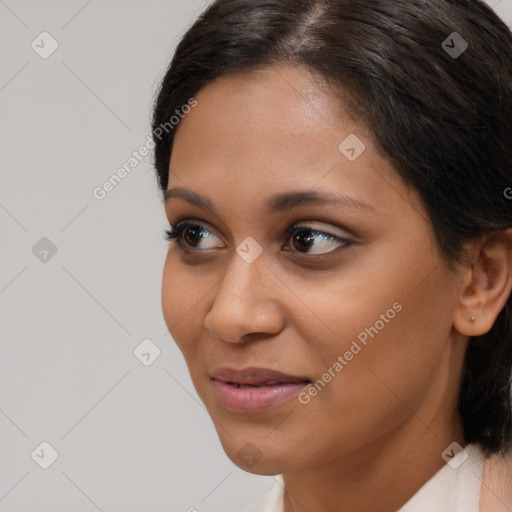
[213,379,309,413]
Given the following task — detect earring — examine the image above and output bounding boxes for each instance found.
[470,315,476,322]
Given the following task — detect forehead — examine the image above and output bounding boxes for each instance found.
[172,67,356,171]
[166,64,410,221]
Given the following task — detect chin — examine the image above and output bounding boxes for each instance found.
[215,432,294,475]
[229,452,289,476]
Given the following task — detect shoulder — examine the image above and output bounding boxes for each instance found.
[480,447,512,512]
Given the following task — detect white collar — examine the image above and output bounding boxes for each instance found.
[244,443,486,512]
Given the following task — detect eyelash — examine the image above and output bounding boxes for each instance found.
[164,220,352,256]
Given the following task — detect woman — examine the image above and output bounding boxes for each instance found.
[152,0,512,510]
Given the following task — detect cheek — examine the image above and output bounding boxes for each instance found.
[290,261,456,422]
[289,306,436,456]
[161,256,206,353]
[161,259,179,329]
[281,265,405,365]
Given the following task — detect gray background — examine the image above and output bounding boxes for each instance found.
[1,1,511,511]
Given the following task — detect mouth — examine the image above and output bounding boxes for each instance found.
[226,381,294,388]
[210,367,311,413]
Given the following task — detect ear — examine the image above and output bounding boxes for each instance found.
[453,228,512,337]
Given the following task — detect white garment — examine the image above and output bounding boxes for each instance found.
[243,443,486,512]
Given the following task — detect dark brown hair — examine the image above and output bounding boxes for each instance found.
[152,0,512,456]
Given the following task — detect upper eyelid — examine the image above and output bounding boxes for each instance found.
[175,219,216,236]
[286,221,351,238]
[172,219,351,242]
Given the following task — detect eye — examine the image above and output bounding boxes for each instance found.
[164,221,222,250]
[164,220,352,256]
[284,222,352,256]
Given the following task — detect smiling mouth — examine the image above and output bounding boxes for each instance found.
[209,366,312,412]
[210,366,311,385]
[212,378,311,413]
[227,380,305,389]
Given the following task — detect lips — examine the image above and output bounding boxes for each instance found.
[210,367,311,386]
[211,367,311,413]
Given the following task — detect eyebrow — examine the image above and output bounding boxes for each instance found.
[163,187,376,214]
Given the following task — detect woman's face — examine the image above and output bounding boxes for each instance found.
[161,65,467,474]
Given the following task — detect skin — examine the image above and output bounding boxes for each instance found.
[161,64,512,512]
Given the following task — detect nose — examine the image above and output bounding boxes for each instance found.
[203,251,285,344]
